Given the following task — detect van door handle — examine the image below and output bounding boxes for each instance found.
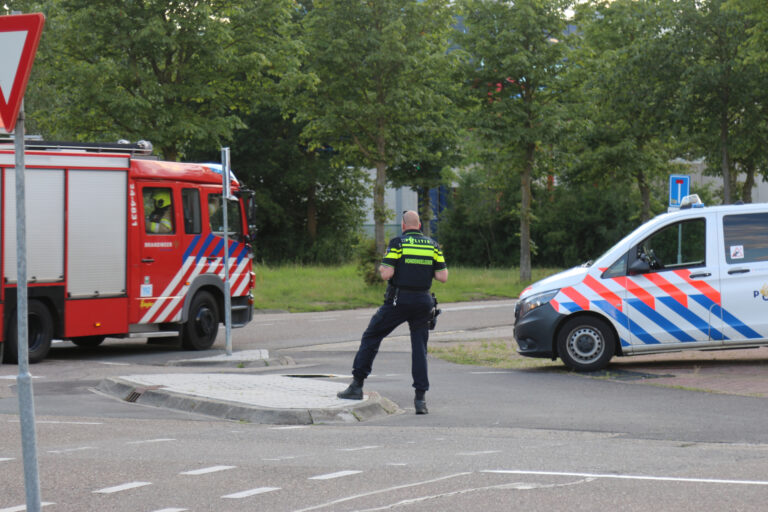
[141,258,155,263]
[728,268,750,275]
[689,272,711,279]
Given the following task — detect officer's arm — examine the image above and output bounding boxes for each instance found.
[434,269,448,283]
[379,264,395,281]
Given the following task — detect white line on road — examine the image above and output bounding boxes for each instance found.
[263,456,298,461]
[222,487,281,499]
[470,371,510,374]
[338,445,380,452]
[0,502,55,512]
[126,438,176,445]
[180,465,236,475]
[457,450,502,456]
[93,481,152,494]
[482,470,768,486]
[0,375,42,380]
[270,426,308,430]
[443,303,514,311]
[0,458,14,462]
[309,470,362,480]
[48,447,96,454]
[151,509,188,512]
[293,472,472,512]
[98,361,130,366]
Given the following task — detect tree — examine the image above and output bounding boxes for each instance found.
[25,0,300,161]
[456,0,572,281]
[568,0,683,221]
[296,0,462,255]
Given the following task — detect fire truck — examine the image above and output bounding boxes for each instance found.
[0,140,255,364]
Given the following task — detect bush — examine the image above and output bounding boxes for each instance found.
[355,237,383,286]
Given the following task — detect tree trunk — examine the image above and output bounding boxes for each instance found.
[307,182,317,243]
[742,164,755,203]
[374,161,387,256]
[420,188,432,237]
[520,142,534,283]
[720,109,732,204]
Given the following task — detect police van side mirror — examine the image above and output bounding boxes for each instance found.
[629,258,651,276]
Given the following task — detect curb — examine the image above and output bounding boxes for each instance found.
[95,376,401,425]
[164,356,295,368]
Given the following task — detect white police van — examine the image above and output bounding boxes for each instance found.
[514,195,768,371]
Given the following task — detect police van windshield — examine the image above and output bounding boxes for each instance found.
[208,193,242,240]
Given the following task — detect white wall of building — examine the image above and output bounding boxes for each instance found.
[360,169,419,238]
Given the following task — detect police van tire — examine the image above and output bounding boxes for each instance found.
[71,335,106,348]
[557,316,615,372]
[4,300,54,364]
[181,291,219,351]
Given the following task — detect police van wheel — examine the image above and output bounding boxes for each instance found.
[557,316,615,372]
[4,300,54,364]
[181,291,219,351]
[71,335,106,348]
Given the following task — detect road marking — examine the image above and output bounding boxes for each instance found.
[293,472,472,512]
[457,450,502,456]
[0,458,14,462]
[93,481,152,494]
[126,438,176,444]
[338,445,380,452]
[180,465,236,475]
[263,456,298,461]
[222,487,281,499]
[482,470,768,486]
[0,502,55,512]
[48,447,95,454]
[270,426,308,430]
[98,361,130,366]
[470,371,510,374]
[309,470,362,480]
[387,463,408,466]
[8,420,102,425]
[151,509,188,512]
[0,375,42,380]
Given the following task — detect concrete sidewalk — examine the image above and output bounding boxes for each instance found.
[96,350,400,425]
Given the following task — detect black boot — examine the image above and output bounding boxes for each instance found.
[414,390,428,415]
[337,378,364,400]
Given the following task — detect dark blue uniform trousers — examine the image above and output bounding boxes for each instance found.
[352,291,433,391]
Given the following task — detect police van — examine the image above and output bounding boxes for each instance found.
[514,195,768,371]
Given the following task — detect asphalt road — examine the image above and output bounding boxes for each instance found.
[1,299,768,511]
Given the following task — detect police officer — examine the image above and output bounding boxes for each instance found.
[337,210,448,414]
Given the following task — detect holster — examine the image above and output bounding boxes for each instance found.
[429,293,441,330]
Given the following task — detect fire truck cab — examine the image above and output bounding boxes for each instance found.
[0,140,255,364]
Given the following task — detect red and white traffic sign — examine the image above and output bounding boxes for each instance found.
[0,13,45,132]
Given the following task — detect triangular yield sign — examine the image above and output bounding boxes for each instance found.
[0,13,45,133]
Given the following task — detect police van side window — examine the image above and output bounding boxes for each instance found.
[143,187,175,234]
[723,212,768,264]
[182,189,201,234]
[637,218,706,271]
[602,253,628,279]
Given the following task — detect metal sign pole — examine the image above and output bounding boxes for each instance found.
[221,147,233,356]
[15,101,42,511]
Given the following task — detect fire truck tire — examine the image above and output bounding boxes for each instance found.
[557,316,615,372]
[70,335,106,348]
[181,291,219,351]
[4,300,54,364]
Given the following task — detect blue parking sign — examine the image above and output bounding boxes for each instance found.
[669,174,690,207]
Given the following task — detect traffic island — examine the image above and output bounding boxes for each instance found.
[95,373,401,424]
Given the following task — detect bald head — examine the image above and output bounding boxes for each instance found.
[402,210,421,231]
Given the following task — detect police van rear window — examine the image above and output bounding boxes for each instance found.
[723,212,768,264]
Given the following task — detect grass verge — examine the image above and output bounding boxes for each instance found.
[428,338,559,370]
[252,264,561,312]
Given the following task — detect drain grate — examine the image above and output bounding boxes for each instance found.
[124,385,163,403]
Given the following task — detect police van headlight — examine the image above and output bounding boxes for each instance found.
[517,289,559,319]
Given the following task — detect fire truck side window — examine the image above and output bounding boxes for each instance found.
[143,187,175,234]
[208,193,242,240]
[182,188,201,234]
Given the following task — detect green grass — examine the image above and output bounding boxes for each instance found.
[428,339,558,370]
[252,264,561,312]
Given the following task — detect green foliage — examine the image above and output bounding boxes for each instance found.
[355,238,385,287]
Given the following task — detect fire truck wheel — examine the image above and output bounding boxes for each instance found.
[181,291,219,350]
[70,335,106,348]
[4,300,54,364]
[557,316,616,372]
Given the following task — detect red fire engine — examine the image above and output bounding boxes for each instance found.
[0,140,255,364]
